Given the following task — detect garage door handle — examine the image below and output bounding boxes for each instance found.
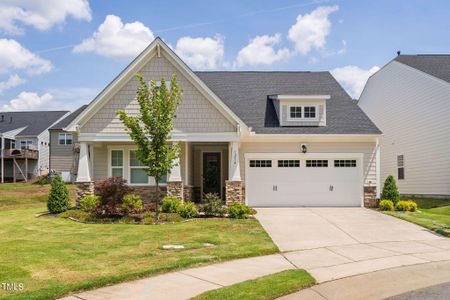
[273,185,277,191]
[329,185,334,191]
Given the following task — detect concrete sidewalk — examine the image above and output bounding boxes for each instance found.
[279,260,450,300]
[63,238,450,300]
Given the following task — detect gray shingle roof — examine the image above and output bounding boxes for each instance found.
[195,71,381,134]
[0,111,68,136]
[394,55,450,83]
[49,105,88,130]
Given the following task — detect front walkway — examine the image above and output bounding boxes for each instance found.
[63,208,450,300]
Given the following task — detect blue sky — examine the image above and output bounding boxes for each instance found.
[0,0,449,111]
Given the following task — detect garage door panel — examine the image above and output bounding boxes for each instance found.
[246,157,361,207]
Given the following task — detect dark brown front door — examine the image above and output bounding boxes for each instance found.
[202,152,221,196]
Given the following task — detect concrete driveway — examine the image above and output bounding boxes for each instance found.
[255,208,443,251]
[255,208,450,283]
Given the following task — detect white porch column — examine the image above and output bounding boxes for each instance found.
[229,141,241,181]
[76,142,91,182]
[168,155,182,182]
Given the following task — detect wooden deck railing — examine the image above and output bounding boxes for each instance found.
[2,149,39,160]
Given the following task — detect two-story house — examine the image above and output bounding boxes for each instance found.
[0,111,69,183]
[359,54,450,198]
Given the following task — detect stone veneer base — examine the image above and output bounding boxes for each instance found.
[167,181,184,201]
[364,186,378,208]
[225,180,243,205]
[75,181,95,207]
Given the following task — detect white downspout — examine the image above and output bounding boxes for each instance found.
[1,135,4,184]
[376,137,381,199]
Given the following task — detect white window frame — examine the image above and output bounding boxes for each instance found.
[110,149,124,178]
[107,146,166,186]
[58,133,73,145]
[287,104,319,121]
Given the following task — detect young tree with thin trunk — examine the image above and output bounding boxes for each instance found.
[117,73,182,221]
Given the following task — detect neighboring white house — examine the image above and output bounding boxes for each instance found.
[65,37,381,207]
[0,111,69,182]
[359,54,450,198]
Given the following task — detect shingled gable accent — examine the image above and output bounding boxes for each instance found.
[64,37,248,134]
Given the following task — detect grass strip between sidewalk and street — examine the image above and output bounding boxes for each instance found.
[191,269,315,300]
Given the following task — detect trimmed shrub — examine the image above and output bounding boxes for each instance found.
[95,177,132,214]
[379,199,394,211]
[79,195,100,212]
[177,201,198,218]
[161,197,182,213]
[228,201,252,219]
[121,194,143,215]
[381,175,400,204]
[395,200,417,212]
[199,193,226,217]
[35,175,49,185]
[47,175,70,213]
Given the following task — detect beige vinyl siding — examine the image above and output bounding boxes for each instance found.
[93,143,107,180]
[82,53,236,134]
[49,131,78,172]
[239,142,377,187]
[359,61,450,195]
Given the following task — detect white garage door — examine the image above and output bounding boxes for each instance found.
[246,155,362,207]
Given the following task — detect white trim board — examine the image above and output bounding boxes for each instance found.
[79,132,239,142]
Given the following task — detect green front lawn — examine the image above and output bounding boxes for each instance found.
[384,198,450,237]
[0,184,277,300]
[191,269,315,300]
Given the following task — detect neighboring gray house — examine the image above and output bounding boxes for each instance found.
[49,105,88,182]
[0,111,69,182]
[359,54,450,198]
[65,37,382,207]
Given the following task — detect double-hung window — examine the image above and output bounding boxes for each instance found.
[58,133,73,145]
[288,105,318,120]
[130,150,148,184]
[111,150,123,177]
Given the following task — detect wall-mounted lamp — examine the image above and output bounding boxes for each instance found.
[301,144,307,154]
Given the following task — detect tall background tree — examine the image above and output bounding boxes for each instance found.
[117,73,183,220]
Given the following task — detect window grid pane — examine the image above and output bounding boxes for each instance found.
[304,106,316,118]
[334,160,357,167]
[278,160,300,167]
[111,150,123,167]
[249,160,272,168]
[306,160,328,167]
[130,150,144,167]
[290,106,302,118]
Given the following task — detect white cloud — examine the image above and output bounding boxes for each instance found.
[175,36,224,70]
[288,5,338,55]
[73,15,154,60]
[331,65,380,99]
[1,91,53,111]
[0,0,91,35]
[337,40,347,55]
[0,74,25,93]
[0,39,53,75]
[234,34,291,68]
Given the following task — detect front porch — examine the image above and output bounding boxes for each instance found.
[75,140,243,205]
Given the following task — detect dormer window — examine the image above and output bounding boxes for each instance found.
[288,105,318,121]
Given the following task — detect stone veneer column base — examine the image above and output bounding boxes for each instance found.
[364,186,378,208]
[183,185,194,202]
[225,180,243,205]
[75,181,95,207]
[167,181,184,201]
